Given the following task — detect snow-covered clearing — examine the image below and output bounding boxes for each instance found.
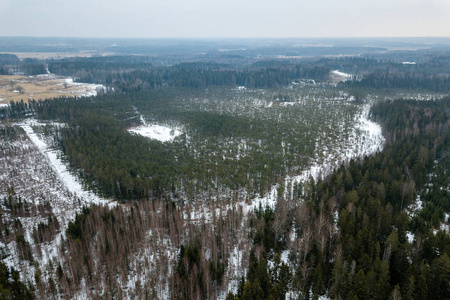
[129,108,182,142]
[129,124,182,143]
[60,77,106,97]
[329,70,352,84]
[406,232,415,244]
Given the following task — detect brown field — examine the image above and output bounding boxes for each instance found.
[0,74,103,104]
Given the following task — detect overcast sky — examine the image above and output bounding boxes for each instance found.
[1,0,449,38]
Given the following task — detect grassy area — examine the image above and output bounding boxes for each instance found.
[0,74,102,103]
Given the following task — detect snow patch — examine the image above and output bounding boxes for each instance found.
[129,124,182,143]
[330,70,352,84]
[406,232,415,244]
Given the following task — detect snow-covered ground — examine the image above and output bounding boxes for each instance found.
[249,103,384,211]
[1,99,385,298]
[0,120,116,287]
[128,109,182,142]
[18,119,114,208]
[329,70,352,84]
[128,124,182,143]
[219,102,385,297]
[60,77,106,97]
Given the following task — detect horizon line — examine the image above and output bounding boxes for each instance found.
[1,36,450,40]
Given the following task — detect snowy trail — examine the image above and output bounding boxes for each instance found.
[18,120,115,208]
[0,120,116,287]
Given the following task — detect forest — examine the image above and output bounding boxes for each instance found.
[3,86,362,201]
[0,41,449,299]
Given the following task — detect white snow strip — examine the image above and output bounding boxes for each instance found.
[18,119,115,208]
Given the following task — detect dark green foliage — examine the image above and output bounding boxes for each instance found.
[15,234,33,261]
[0,100,34,119]
[209,260,226,285]
[344,71,450,93]
[49,57,330,92]
[251,205,283,253]
[230,251,292,300]
[0,262,34,299]
[21,59,46,75]
[317,96,450,299]
[186,111,252,137]
[14,85,352,201]
[175,244,205,299]
[61,114,174,200]
[66,206,91,240]
[32,215,60,244]
[0,53,20,65]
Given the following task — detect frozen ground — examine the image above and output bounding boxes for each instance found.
[60,77,105,97]
[129,108,182,142]
[18,119,114,208]
[129,124,182,143]
[122,100,385,298]
[0,120,115,287]
[249,103,384,211]
[218,102,385,296]
[0,99,386,298]
[329,70,352,84]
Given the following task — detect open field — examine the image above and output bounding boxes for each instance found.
[0,74,104,103]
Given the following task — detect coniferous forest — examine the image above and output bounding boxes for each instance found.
[0,38,449,299]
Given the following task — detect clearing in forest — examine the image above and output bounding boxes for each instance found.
[0,74,104,104]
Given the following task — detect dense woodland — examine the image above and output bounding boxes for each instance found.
[49,59,330,91]
[0,54,45,75]
[3,86,361,201]
[1,44,449,299]
[2,94,449,299]
[223,97,450,299]
[344,72,450,93]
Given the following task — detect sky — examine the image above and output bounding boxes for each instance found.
[1,0,449,38]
